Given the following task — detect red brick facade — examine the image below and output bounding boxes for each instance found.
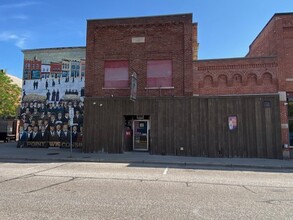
[193,57,278,95]
[85,14,195,98]
[85,12,293,154]
[192,13,293,147]
[247,13,293,92]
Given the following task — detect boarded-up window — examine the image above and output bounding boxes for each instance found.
[147,60,172,87]
[104,61,129,88]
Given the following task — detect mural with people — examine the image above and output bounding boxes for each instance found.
[18,51,85,149]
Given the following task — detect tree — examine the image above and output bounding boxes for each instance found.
[0,69,21,118]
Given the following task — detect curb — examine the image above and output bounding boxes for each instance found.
[0,156,293,170]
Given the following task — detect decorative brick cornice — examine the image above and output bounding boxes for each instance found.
[197,63,277,71]
[94,22,183,31]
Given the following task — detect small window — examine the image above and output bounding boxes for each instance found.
[147,60,172,87]
[104,61,129,88]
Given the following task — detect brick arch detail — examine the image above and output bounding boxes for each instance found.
[261,72,273,84]
[203,75,214,87]
[246,73,258,85]
[217,74,228,87]
[232,74,243,86]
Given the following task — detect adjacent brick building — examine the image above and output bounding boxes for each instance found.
[193,13,293,153]
[246,13,293,147]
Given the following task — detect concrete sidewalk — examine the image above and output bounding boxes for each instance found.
[1,142,293,170]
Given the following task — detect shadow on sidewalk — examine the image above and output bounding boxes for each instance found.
[0,142,293,173]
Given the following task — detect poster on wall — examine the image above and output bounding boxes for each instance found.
[18,52,85,149]
[228,115,237,131]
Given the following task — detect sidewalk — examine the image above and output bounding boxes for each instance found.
[1,142,293,170]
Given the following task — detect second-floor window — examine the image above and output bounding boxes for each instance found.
[147,60,172,87]
[104,60,129,88]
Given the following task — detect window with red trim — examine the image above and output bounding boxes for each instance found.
[147,60,172,87]
[104,60,129,88]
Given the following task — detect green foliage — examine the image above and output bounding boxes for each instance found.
[0,69,21,118]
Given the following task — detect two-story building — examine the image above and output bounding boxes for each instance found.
[83,13,285,158]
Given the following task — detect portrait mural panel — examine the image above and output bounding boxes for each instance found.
[18,48,85,148]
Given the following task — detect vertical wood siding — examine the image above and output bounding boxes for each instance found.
[83,95,282,158]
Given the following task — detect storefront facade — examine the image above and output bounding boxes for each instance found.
[83,13,293,158]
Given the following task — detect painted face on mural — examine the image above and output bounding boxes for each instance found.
[56,124,61,131]
[49,125,55,131]
[33,126,39,132]
[57,113,62,119]
[50,115,56,121]
[63,124,68,132]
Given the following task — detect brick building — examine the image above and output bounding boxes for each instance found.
[193,12,293,156]
[246,13,293,148]
[83,13,288,158]
[85,14,195,98]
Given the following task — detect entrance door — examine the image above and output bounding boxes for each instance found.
[133,120,149,151]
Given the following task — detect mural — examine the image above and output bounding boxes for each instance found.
[18,50,85,149]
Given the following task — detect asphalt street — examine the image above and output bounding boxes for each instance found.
[0,161,293,219]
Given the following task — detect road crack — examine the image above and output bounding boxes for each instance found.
[242,185,257,194]
[0,163,67,184]
[25,177,77,194]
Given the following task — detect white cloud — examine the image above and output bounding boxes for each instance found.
[0,14,29,21]
[0,1,40,9]
[0,32,30,49]
[11,15,29,20]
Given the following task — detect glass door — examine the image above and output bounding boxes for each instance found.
[133,120,149,151]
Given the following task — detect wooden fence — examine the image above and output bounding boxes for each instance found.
[83,95,281,158]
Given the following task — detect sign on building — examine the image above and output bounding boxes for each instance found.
[130,72,137,102]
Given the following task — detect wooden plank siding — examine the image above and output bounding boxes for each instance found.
[83,95,282,158]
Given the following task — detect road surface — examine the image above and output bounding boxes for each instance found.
[0,161,292,219]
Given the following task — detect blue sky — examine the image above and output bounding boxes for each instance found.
[1,0,293,79]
